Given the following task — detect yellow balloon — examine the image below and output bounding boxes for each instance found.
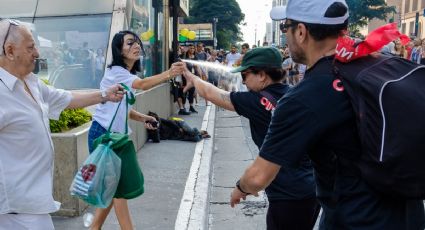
[141,32,150,41]
[187,31,196,40]
[180,28,189,37]
[147,29,154,38]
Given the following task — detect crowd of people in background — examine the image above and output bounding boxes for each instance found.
[381,37,425,64]
[174,41,312,116]
[176,35,425,108]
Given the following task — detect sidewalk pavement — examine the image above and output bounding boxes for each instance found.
[53,102,209,230]
[53,101,320,230]
[208,109,320,230]
[208,109,268,230]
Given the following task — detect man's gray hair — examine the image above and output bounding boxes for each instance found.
[0,19,34,55]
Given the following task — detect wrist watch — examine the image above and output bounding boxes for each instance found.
[236,179,251,195]
[100,89,108,104]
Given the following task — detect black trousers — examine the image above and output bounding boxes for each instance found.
[185,87,195,105]
[266,197,320,230]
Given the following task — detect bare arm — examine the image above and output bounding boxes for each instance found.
[129,109,158,130]
[132,62,186,90]
[239,156,280,193]
[129,109,155,122]
[132,70,171,90]
[230,156,280,207]
[67,84,124,109]
[183,70,235,111]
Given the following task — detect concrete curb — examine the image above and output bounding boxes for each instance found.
[175,104,216,230]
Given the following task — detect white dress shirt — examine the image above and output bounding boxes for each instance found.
[0,67,72,214]
[226,52,241,67]
[92,66,138,133]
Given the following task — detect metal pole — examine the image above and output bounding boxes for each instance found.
[172,0,179,61]
[213,17,218,50]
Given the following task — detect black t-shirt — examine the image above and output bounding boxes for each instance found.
[230,83,316,201]
[259,56,425,229]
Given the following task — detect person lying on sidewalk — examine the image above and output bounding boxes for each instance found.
[182,47,319,230]
[145,111,210,143]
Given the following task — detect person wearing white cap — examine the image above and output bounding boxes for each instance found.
[231,1,425,229]
[0,19,125,229]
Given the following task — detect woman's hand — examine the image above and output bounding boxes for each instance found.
[168,62,186,78]
[144,116,158,130]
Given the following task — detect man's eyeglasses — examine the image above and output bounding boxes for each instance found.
[279,22,298,33]
[1,19,20,55]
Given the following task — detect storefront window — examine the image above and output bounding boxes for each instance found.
[130,0,164,77]
[33,14,112,89]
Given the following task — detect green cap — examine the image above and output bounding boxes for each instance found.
[231,47,283,73]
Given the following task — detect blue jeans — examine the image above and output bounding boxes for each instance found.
[88,120,107,153]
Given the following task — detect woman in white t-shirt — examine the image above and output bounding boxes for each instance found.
[88,30,185,230]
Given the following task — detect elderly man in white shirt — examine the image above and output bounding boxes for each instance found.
[0,19,124,230]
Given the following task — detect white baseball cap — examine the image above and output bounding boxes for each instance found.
[269,0,349,25]
[270,6,287,21]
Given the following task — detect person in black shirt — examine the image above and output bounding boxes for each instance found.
[234,1,425,229]
[183,47,318,230]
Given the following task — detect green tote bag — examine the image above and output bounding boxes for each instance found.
[93,83,144,199]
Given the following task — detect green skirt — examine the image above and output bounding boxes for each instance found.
[93,132,144,199]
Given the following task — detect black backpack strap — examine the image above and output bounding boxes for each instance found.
[259,90,277,107]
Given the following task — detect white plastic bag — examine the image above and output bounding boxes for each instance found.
[70,142,121,208]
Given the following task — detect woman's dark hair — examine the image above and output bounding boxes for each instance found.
[248,66,286,82]
[185,44,195,58]
[108,30,143,74]
[291,2,348,41]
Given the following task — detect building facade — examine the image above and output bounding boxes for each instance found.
[0,0,188,90]
[365,0,424,39]
[271,0,287,47]
[400,0,425,38]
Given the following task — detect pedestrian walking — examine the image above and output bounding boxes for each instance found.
[87,30,185,230]
[231,1,425,229]
[0,19,124,230]
[183,47,319,230]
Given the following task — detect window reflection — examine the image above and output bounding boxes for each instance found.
[33,15,112,89]
[124,0,165,78]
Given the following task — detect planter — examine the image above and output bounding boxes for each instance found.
[52,122,91,217]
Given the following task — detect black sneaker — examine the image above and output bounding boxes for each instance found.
[189,106,198,113]
[178,109,191,115]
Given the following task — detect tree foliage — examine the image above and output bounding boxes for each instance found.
[185,0,245,49]
[347,0,396,33]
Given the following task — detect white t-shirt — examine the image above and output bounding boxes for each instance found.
[0,67,72,214]
[282,57,293,69]
[93,66,138,133]
[226,52,241,67]
[95,56,105,71]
